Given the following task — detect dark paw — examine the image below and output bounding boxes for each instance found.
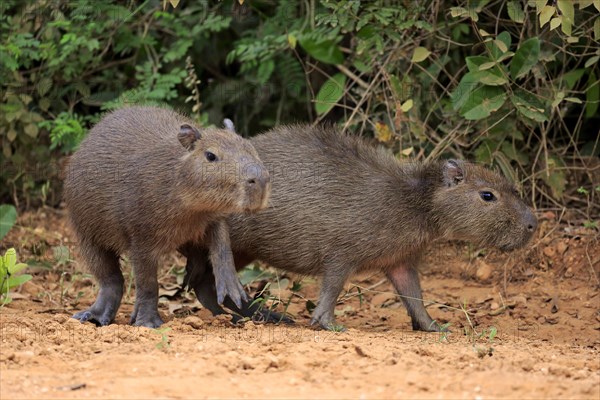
[310,317,346,332]
[215,270,249,310]
[413,320,450,332]
[73,309,113,326]
[253,309,294,324]
[131,313,164,328]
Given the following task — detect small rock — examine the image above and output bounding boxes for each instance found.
[564,267,574,278]
[543,246,556,258]
[475,260,493,281]
[556,241,568,255]
[490,302,500,310]
[265,354,279,371]
[53,314,69,324]
[184,316,204,329]
[512,295,527,306]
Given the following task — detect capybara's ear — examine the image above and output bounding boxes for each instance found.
[178,124,201,150]
[443,159,465,186]
[223,118,235,133]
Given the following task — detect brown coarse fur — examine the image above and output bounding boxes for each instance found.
[64,106,270,328]
[186,124,537,331]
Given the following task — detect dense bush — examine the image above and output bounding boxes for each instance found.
[1,0,598,220]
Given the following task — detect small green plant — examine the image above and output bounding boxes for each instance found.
[153,327,172,350]
[583,221,599,229]
[431,321,452,342]
[327,323,347,333]
[487,326,498,343]
[0,248,32,306]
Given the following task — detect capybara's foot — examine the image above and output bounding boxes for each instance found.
[73,286,122,326]
[214,264,249,310]
[73,307,114,326]
[309,318,347,332]
[416,319,450,333]
[250,309,294,324]
[130,304,164,328]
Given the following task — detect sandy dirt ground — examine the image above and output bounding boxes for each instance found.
[1,208,599,399]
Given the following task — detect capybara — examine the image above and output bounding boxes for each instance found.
[65,106,270,328]
[184,125,537,331]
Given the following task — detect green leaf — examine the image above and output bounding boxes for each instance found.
[497,52,515,62]
[3,248,16,272]
[451,72,482,111]
[507,1,525,23]
[24,124,38,138]
[585,56,600,69]
[8,263,28,275]
[287,34,297,49]
[411,47,431,63]
[552,91,565,108]
[466,56,491,72]
[564,97,582,104]
[557,0,574,36]
[0,205,17,241]
[460,86,507,120]
[314,73,346,115]
[594,17,600,40]
[550,16,562,31]
[486,31,512,60]
[464,56,508,85]
[477,66,509,86]
[400,99,413,112]
[510,38,541,79]
[586,72,599,118]
[256,59,274,85]
[299,37,344,65]
[494,39,508,53]
[4,274,32,291]
[562,69,586,89]
[539,5,555,27]
[479,61,497,71]
[511,89,548,122]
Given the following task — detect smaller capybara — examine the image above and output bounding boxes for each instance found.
[184,125,537,331]
[64,106,270,328]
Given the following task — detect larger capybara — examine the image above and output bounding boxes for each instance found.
[65,106,270,328]
[184,125,537,331]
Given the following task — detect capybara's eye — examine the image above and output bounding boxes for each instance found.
[205,151,218,162]
[480,191,496,202]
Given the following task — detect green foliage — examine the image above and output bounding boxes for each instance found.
[1,248,32,305]
[1,0,598,213]
[0,204,17,241]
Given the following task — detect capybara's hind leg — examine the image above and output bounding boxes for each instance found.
[386,264,443,332]
[73,244,123,326]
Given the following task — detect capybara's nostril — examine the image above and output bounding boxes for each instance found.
[247,178,256,185]
[525,211,538,233]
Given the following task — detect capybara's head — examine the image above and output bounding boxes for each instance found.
[177,120,270,213]
[432,160,537,251]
